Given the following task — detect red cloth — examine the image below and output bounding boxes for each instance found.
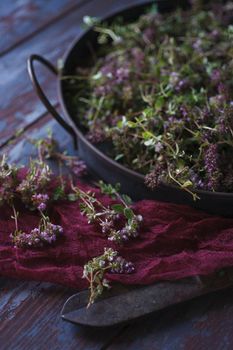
[1,182,233,290]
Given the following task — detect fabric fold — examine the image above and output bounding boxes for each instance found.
[1,183,233,290]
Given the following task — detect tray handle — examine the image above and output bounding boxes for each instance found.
[27,54,77,148]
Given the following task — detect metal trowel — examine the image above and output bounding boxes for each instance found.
[61,270,233,327]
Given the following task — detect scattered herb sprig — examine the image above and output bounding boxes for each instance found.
[83,248,134,307]
[11,206,63,248]
[33,134,87,177]
[69,180,142,243]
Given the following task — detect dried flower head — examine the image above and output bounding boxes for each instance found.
[83,248,135,307]
[16,160,52,207]
[71,181,143,243]
[31,193,49,211]
[11,212,63,248]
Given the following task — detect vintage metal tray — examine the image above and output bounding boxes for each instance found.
[27,0,233,217]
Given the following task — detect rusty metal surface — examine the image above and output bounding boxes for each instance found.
[61,269,233,327]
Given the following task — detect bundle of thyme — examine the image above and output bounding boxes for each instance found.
[64,0,233,197]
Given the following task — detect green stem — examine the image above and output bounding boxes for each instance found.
[94,26,120,42]
[11,204,18,234]
[168,168,200,201]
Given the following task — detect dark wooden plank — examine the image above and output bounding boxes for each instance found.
[2,110,76,164]
[107,287,233,350]
[0,0,149,149]
[0,0,88,56]
[0,278,124,350]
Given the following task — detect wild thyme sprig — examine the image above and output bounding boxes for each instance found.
[83,248,134,307]
[70,181,142,243]
[10,207,63,248]
[15,159,52,211]
[33,134,87,177]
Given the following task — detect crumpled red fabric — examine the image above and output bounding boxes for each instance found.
[1,181,233,290]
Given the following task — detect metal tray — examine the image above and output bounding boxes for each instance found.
[27,0,233,217]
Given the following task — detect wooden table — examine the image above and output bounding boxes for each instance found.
[0,1,233,349]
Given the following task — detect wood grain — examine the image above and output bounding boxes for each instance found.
[0,278,124,350]
[2,109,75,165]
[0,0,149,148]
[0,0,88,56]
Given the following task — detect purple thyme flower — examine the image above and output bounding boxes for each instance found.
[37,222,63,244]
[16,162,52,205]
[169,72,188,92]
[205,144,218,175]
[94,84,112,96]
[175,78,188,92]
[217,83,229,100]
[131,47,145,69]
[12,221,63,248]
[189,170,205,190]
[100,219,114,234]
[192,38,202,52]
[210,29,220,39]
[108,214,142,243]
[155,142,163,153]
[180,106,188,118]
[217,110,228,135]
[170,72,179,85]
[12,230,43,248]
[142,27,156,44]
[209,94,225,108]
[115,67,130,84]
[68,159,87,177]
[211,69,221,83]
[204,144,220,190]
[145,164,166,190]
[32,193,49,211]
[86,127,107,143]
[109,255,135,274]
[100,62,115,77]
